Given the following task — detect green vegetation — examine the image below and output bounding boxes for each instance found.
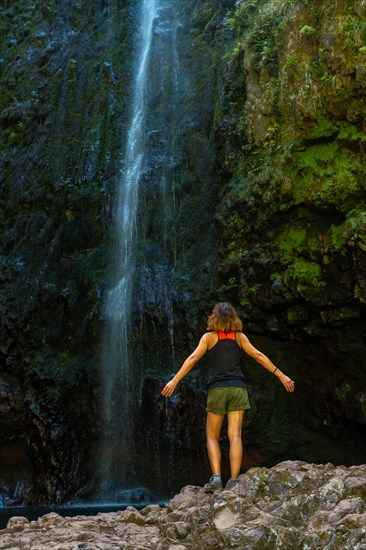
[333,14,366,51]
[308,117,339,140]
[216,0,366,309]
[345,209,366,248]
[286,259,323,286]
[276,227,307,263]
[331,224,347,252]
[338,122,366,141]
[299,25,316,35]
[271,226,324,288]
[219,276,238,292]
[285,142,364,208]
[283,55,302,70]
[228,0,288,71]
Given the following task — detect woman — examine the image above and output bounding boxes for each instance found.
[161,302,295,493]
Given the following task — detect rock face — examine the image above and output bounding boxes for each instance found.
[1,462,365,549]
[0,0,226,503]
[0,375,33,505]
[213,0,366,464]
[0,0,133,503]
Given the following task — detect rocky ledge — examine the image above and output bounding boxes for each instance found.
[1,461,365,549]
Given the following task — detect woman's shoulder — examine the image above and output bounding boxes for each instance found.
[202,331,217,340]
[235,331,247,347]
[238,331,251,346]
[202,331,218,348]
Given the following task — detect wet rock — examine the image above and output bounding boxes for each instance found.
[0,0,224,504]
[1,462,365,549]
[215,0,366,469]
[0,375,34,505]
[0,377,24,440]
[0,0,127,503]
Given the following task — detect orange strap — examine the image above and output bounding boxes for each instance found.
[217,330,236,340]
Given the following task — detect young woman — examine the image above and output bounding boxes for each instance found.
[161,302,295,492]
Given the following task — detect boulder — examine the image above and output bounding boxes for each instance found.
[0,461,365,549]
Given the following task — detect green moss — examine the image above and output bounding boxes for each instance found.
[345,209,366,246]
[286,142,363,208]
[338,123,366,141]
[331,224,347,252]
[277,227,307,263]
[250,283,262,294]
[333,14,366,51]
[283,55,302,70]
[286,259,324,287]
[294,142,337,170]
[273,225,325,287]
[308,118,338,140]
[239,296,251,307]
[231,0,287,71]
[346,208,366,227]
[314,169,359,206]
[299,25,316,36]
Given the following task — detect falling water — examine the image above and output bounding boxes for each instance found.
[99,0,158,499]
[99,0,212,500]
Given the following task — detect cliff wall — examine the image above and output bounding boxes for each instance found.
[212,0,366,465]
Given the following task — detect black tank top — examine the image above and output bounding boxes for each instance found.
[206,331,245,389]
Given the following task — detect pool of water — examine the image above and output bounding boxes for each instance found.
[0,500,167,530]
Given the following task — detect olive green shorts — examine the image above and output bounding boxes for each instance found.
[206,386,251,414]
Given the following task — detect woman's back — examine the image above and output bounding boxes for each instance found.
[206,331,245,389]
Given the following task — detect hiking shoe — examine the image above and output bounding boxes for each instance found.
[225,478,239,491]
[204,476,223,493]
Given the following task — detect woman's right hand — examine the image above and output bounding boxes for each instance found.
[279,374,295,392]
[161,379,177,397]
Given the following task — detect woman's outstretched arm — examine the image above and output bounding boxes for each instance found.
[238,333,295,393]
[161,334,208,397]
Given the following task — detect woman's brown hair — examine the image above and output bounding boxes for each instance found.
[207,302,243,332]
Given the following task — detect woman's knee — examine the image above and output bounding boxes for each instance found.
[206,433,220,444]
[227,432,242,443]
[206,412,224,440]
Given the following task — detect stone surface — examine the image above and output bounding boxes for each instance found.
[0,0,225,503]
[215,0,366,466]
[1,462,365,549]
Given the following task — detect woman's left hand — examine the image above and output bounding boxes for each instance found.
[279,374,295,392]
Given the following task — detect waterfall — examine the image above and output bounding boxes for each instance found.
[99,0,188,501]
[99,0,158,500]
[98,0,215,500]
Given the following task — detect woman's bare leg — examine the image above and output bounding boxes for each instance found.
[206,412,225,475]
[227,410,244,478]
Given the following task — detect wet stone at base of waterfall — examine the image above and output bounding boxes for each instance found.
[1,462,365,549]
